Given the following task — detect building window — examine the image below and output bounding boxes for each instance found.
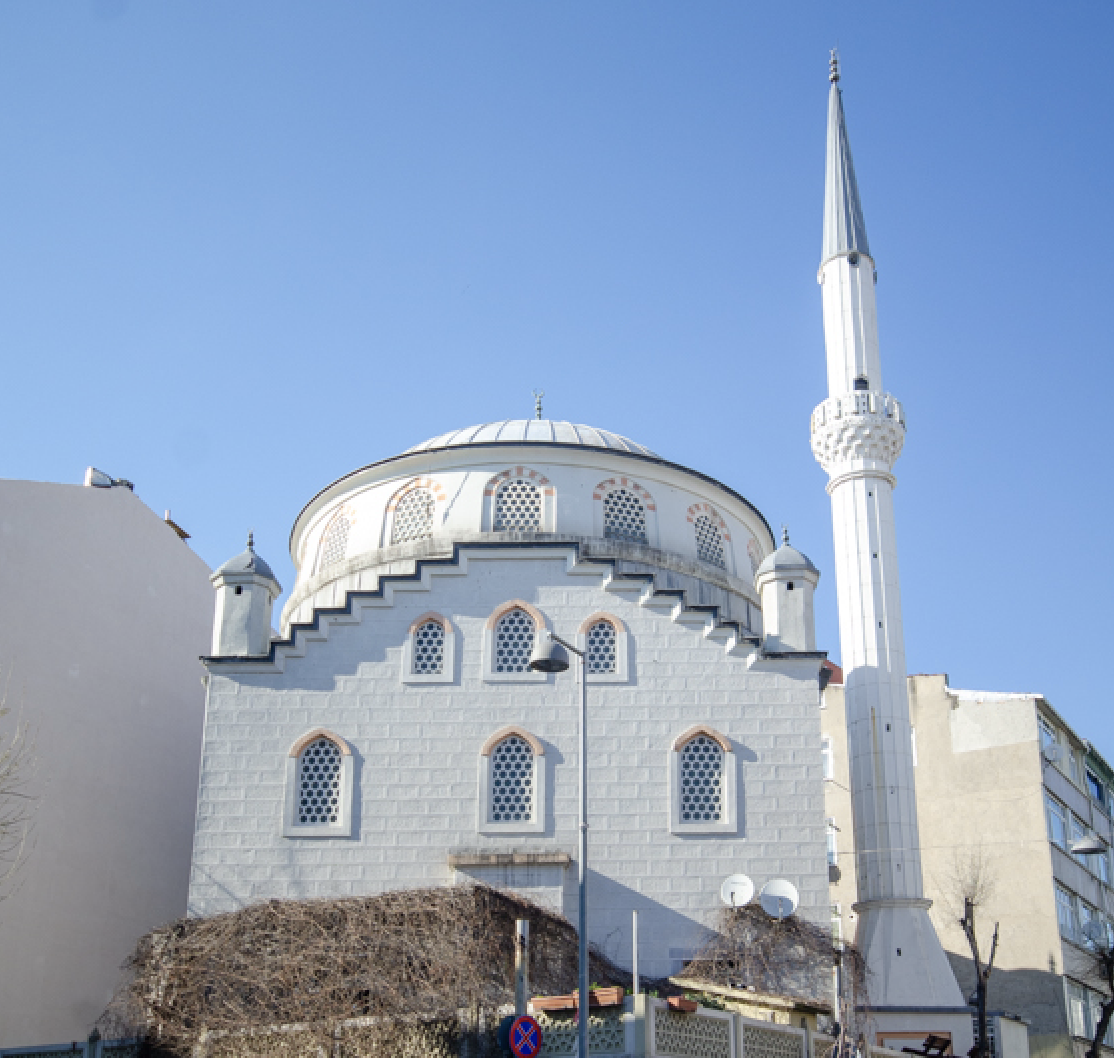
[494,479,542,531]
[413,619,444,674]
[821,737,834,780]
[1067,980,1091,1038]
[1069,750,1084,788]
[391,488,435,545]
[318,511,350,572]
[478,727,546,835]
[831,904,842,944]
[1046,793,1068,849]
[1087,770,1107,810]
[483,601,547,683]
[587,620,617,673]
[490,735,535,823]
[826,817,839,866]
[911,727,918,767]
[670,726,738,834]
[1040,717,1058,754]
[495,608,535,673]
[603,488,647,542]
[694,514,726,568]
[1071,813,1088,866]
[283,730,355,838]
[1056,885,1080,943]
[401,613,456,684]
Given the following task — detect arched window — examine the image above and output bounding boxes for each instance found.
[479,727,546,834]
[494,607,536,673]
[586,619,617,674]
[694,514,726,568]
[412,618,445,674]
[318,511,350,572]
[680,735,724,823]
[490,735,535,823]
[391,487,435,545]
[494,479,542,531]
[603,488,647,542]
[283,730,354,838]
[670,726,737,834]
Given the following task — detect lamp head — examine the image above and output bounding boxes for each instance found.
[1071,834,1108,856]
[529,633,570,673]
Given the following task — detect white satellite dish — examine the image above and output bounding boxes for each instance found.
[720,874,755,908]
[758,879,799,920]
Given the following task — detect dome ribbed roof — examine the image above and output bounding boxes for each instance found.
[405,420,658,458]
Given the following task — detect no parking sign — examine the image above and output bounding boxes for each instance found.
[509,1014,543,1058]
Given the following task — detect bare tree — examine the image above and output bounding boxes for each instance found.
[0,691,36,901]
[1082,919,1114,1058]
[940,846,999,1058]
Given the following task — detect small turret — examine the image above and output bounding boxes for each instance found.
[755,529,819,652]
[210,533,281,657]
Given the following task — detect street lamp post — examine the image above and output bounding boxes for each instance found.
[529,630,589,1058]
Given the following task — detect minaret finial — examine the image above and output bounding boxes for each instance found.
[781,525,790,546]
[532,389,544,420]
[829,49,840,84]
[247,530,254,550]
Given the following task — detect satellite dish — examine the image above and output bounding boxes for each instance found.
[1042,744,1063,764]
[759,879,799,920]
[720,874,755,908]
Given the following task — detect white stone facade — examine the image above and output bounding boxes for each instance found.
[189,425,829,979]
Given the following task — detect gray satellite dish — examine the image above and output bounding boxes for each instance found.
[720,874,755,908]
[1042,744,1063,765]
[758,879,799,920]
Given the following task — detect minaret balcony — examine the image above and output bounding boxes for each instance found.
[810,391,905,477]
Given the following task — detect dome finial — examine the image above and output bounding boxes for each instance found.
[782,525,790,546]
[247,530,254,550]
[829,49,840,84]
[532,389,544,420]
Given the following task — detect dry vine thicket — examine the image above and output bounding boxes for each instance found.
[683,905,867,1032]
[102,885,629,1058]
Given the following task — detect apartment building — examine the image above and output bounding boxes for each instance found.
[821,664,1113,1058]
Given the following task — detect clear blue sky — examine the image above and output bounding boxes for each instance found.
[2,3,1110,747]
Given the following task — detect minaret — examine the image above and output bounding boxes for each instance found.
[810,55,964,1008]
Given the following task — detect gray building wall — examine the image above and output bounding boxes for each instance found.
[0,480,213,1048]
[189,547,828,979]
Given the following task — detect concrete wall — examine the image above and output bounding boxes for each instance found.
[189,547,828,980]
[0,481,213,1047]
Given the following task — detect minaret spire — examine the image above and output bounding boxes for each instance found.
[811,59,964,1010]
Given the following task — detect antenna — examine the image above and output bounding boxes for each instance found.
[720,874,755,908]
[532,390,544,420]
[758,879,799,920]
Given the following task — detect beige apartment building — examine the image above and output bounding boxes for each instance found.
[821,665,1114,1058]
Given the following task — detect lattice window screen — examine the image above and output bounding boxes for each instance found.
[742,1025,805,1058]
[603,487,647,542]
[695,514,726,568]
[587,620,617,673]
[494,608,536,673]
[297,738,343,825]
[391,488,435,544]
[534,1010,625,1056]
[319,514,350,571]
[489,736,535,823]
[494,479,542,530]
[680,735,725,823]
[413,620,445,674]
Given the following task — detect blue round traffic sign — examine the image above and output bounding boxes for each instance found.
[509,1014,543,1058]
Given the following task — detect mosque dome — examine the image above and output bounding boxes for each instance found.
[215,535,278,582]
[405,420,658,459]
[755,536,819,577]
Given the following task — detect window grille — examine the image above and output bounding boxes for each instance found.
[826,818,838,865]
[413,620,445,675]
[319,514,350,571]
[490,735,535,823]
[694,515,726,568]
[821,736,834,779]
[603,488,647,542]
[494,479,542,531]
[586,620,617,673]
[297,738,343,825]
[680,735,725,823]
[494,608,536,673]
[391,488,435,544]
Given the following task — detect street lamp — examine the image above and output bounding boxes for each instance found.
[529,629,590,1058]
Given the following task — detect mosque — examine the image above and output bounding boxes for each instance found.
[188,57,964,1014]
